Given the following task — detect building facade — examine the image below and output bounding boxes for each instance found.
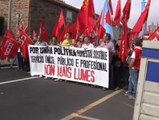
[0,0,30,35]
[0,0,78,37]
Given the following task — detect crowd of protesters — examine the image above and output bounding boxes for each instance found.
[0,31,143,100]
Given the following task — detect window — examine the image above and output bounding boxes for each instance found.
[66,10,72,23]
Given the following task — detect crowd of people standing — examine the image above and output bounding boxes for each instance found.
[0,31,143,100]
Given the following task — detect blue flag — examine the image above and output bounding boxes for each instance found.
[100,0,114,40]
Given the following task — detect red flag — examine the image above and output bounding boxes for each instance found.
[119,27,130,63]
[120,0,131,63]
[52,9,65,39]
[114,0,121,26]
[98,25,105,39]
[40,20,48,42]
[19,29,33,45]
[84,28,92,36]
[75,20,80,39]
[77,0,95,34]
[94,12,103,39]
[131,0,151,39]
[1,31,20,60]
[70,22,78,39]
[109,0,113,15]
[17,21,24,36]
[21,43,29,59]
[121,0,131,25]
[19,29,33,59]
[24,25,29,35]
[59,23,70,41]
[148,26,159,40]
[96,13,102,26]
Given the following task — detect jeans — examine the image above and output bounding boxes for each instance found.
[17,52,23,70]
[128,69,139,96]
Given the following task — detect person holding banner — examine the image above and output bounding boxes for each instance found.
[102,33,115,89]
[49,36,59,47]
[104,33,115,56]
[81,36,94,49]
[101,33,115,55]
[61,32,76,48]
[76,35,84,48]
[45,36,59,80]
[97,39,106,48]
[34,35,42,45]
[34,35,48,46]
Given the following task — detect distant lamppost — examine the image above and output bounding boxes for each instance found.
[16,13,23,27]
[7,0,12,30]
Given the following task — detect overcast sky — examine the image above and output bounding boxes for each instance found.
[65,0,159,28]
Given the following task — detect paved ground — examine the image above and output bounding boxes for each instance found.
[0,67,134,120]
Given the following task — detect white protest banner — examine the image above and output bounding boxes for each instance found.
[28,45,109,88]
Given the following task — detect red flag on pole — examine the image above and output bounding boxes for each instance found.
[121,0,131,25]
[96,12,102,26]
[114,0,121,26]
[94,12,104,39]
[24,25,29,35]
[77,0,95,34]
[120,0,131,63]
[1,31,20,60]
[17,21,29,36]
[131,0,151,39]
[17,21,24,36]
[19,29,33,45]
[59,23,71,41]
[120,27,130,63]
[19,29,33,59]
[69,22,78,39]
[21,43,29,59]
[148,26,159,40]
[98,25,105,39]
[109,0,114,15]
[52,9,65,38]
[40,19,48,42]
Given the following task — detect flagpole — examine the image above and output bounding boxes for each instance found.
[7,0,12,30]
[16,13,23,33]
[7,0,12,64]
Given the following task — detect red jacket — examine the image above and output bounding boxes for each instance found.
[134,47,142,70]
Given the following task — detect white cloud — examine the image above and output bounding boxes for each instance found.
[65,0,159,28]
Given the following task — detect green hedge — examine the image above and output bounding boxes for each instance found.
[0,16,4,36]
